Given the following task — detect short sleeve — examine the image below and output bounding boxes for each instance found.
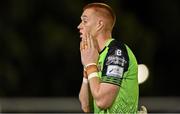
[101,44,129,86]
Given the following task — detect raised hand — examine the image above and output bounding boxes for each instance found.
[80,34,99,66]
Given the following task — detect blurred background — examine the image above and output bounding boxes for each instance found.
[0,0,180,113]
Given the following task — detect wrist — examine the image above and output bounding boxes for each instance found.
[88,72,98,80]
[83,77,88,84]
[85,63,97,69]
[83,70,88,79]
[85,64,98,76]
[85,63,99,80]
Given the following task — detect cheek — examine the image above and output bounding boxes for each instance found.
[83,26,91,34]
[83,22,96,34]
[86,25,95,33]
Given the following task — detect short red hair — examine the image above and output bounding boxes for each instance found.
[83,3,116,30]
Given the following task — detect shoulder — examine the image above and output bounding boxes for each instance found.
[100,40,129,86]
[106,40,129,66]
[108,39,127,55]
[104,39,129,74]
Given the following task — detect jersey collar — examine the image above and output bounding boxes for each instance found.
[99,38,114,54]
[105,38,114,47]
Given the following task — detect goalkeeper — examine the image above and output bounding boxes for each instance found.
[78,2,139,113]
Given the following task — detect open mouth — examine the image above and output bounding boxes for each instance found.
[79,32,83,38]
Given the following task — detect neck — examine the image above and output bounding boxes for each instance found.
[96,31,112,52]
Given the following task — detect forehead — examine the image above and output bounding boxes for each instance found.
[81,8,95,19]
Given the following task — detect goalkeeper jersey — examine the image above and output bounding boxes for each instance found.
[93,38,139,113]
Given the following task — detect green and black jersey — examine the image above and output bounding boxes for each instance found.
[93,38,139,113]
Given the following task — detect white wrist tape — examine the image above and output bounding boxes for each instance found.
[88,72,98,80]
[85,63,97,68]
[83,78,88,84]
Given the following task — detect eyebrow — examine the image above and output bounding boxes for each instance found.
[81,15,88,20]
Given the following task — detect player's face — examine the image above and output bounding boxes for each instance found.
[78,8,98,40]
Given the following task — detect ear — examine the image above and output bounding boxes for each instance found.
[96,20,104,31]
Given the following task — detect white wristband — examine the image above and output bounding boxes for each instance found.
[88,72,98,80]
[85,63,97,68]
[83,78,88,84]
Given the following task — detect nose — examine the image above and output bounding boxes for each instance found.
[77,22,82,30]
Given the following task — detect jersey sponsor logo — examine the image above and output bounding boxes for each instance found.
[106,55,127,66]
[106,65,124,78]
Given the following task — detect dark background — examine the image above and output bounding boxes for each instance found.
[0,0,179,97]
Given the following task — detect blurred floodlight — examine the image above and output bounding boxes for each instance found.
[138,64,149,84]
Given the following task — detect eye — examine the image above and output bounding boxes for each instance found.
[83,20,87,24]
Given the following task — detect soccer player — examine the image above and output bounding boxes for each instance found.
[78,2,139,113]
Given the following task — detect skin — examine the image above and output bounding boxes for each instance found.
[78,8,119,112]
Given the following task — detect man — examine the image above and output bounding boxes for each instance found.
[78,2,139,113]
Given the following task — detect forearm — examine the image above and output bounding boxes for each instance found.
[84,65,103,109]
[86,65,118,109]
[88,77,101,100]
[85,65,101,100]
[79,70,93,112]
[89,77,119,109]
[79,80,90,112]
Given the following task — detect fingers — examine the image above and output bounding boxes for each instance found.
[85,38,88,49]
[80,38,87,51]
[83,35,88,49]
[86,34,91,49]
[89,34,95,49]
[80,41,84,51]
[80,33,95,51]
